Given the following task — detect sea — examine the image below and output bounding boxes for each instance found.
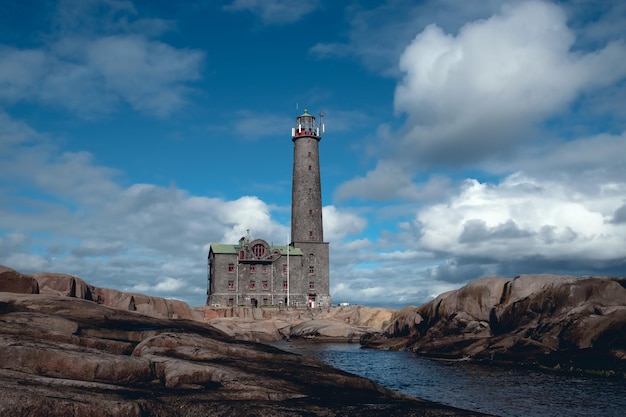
[273,341,626,417]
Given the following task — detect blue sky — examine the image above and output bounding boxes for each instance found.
[1,0,625,308]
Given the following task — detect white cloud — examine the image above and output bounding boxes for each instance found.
[85,35,203,115]
[490,131,626,190]
[130,276,187,294]
[335,160,452,202]
[0,3,203,117]
[322,205,367,242]
[0,116,288,305]
[417,173,626,264]
[217,196,287,244]
[2,253,52,273]
[310,0,503,76]
[336,1,626,205]
[329,263,435,307]
[393,0,626,166]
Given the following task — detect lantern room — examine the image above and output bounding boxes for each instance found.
[292,109,324,138]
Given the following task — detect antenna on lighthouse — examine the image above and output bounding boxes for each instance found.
[319,110,326,135]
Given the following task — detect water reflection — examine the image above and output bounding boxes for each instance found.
[275,342,626,417]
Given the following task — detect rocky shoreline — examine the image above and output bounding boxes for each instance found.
[0,265,491,416]
[197,304,396,343]
[2,265,625,416]
[361,274,626,377]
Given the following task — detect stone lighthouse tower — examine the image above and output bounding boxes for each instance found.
[205,110,331,309]
[290,109,331,307]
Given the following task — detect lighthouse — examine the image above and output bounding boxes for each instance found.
[291,109,324,243]
[290,109,331,308]
[206,109,331,308]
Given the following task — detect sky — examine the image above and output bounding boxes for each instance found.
[1,0,625,309]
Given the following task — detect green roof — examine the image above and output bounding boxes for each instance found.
[209,243,238,254]
[209,243,303,256]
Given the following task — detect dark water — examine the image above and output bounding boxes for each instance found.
[274,342,626,417]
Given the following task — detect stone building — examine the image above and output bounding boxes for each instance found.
[206,110,331,308]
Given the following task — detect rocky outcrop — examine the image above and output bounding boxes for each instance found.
[0,292,489,416]
[1,265,199,321]
[362,274,626,375]
[1,265,393,342]
[202,305,395,343]
[289,319,368,342]
[0,266,39,294]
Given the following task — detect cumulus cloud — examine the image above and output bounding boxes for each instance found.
[335,124,626,292]
[393,0,626,167]
[329,261,446,307]
[416,173,626,268]
[310,0,503,75]
[18,151,120,206]
[492,131,626,189]
[130,277,186,294]
[458,219,531,243]
[322,205,367,242]
[223,0,321,25]
[217,196,287,244]
[427,260,493,285]
[337,1,626,209]
[0,118,288,305]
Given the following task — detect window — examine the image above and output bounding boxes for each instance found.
[282,280,288,290]
[228,280,234,290]
[282,264,288,274]
[308,151,311,157]
[228,298,234,306]
[250,265,256,274]
[263,298,269,305]
[262,280,269,290]
[308,165,312,171]
[228,263,234,273]
[249,280,256,290]
[309,281,315,290]
[239,250,245,260]
[309,209,313,215]
[309,230,313,239]
[309,254,315,261]
[309,265,315,274]
[252,243,266,257]
[262,265,269,274]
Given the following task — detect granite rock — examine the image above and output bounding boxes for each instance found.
[0,265,199,320]
[0,291,489,416]
[362,274,626,374]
